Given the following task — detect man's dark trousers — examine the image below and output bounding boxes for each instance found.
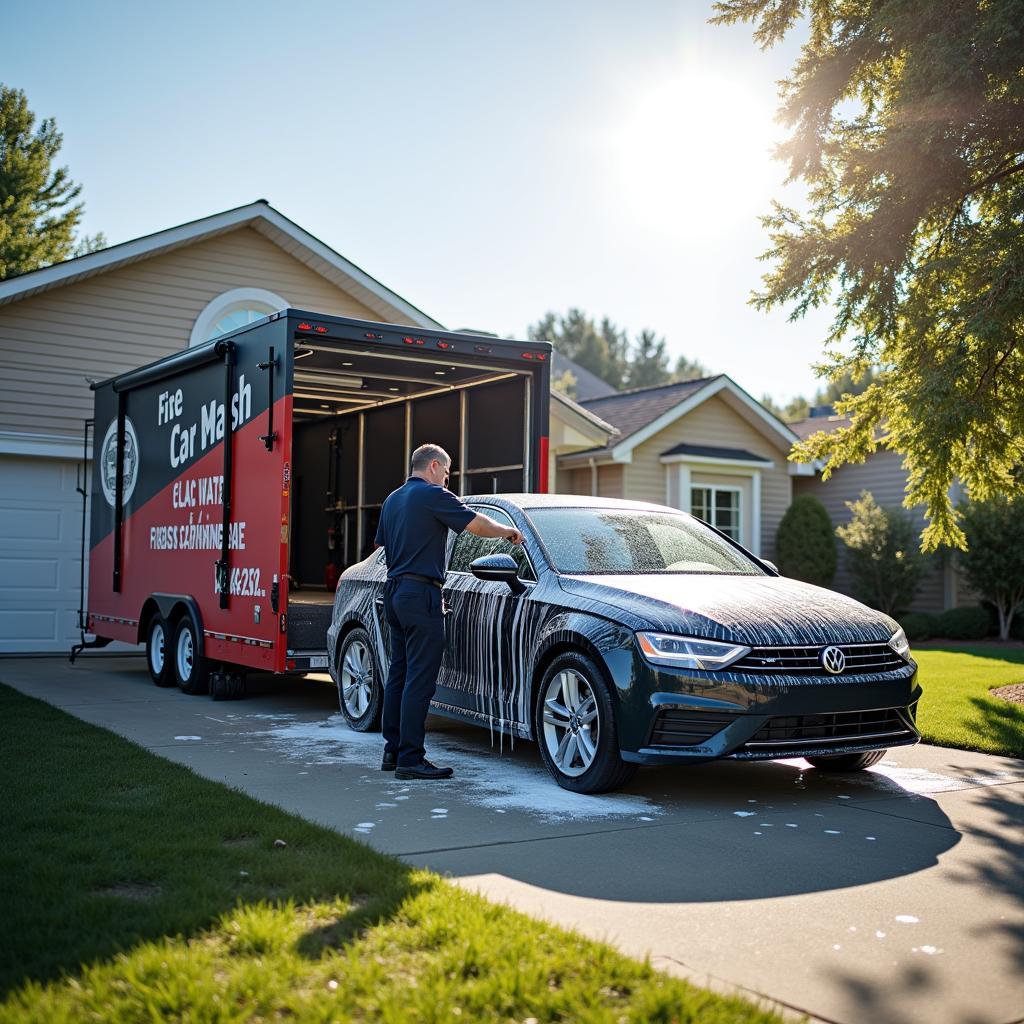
[381,577,446,768]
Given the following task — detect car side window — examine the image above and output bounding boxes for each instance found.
[448,507,536,582]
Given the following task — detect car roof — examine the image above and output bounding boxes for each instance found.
[460,493,680,515]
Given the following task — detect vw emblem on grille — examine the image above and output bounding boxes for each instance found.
[821,646,846,674]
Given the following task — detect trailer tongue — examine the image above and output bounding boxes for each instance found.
[78,310,551,693]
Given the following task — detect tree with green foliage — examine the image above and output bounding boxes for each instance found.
[957,496,1024,639]
[529,310,708,392]
[835,491,927,616]
[775,494,836,586]
[627,328,671,388]
[713,1,1024,552]
[0,85,102,279]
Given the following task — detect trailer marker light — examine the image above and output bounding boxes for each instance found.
[436,340,453,349]
[287,658,296,670]
[297,322,313,331]
[536,352,547,360]
[314,326,328,334]
[521,352,535,359]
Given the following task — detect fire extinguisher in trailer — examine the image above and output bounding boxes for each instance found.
[325,525,339,591]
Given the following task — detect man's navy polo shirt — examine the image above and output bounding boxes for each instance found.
[374,476,476,581]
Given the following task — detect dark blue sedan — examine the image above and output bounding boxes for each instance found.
[328,494,920,793]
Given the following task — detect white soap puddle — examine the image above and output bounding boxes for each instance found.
[733,811,756,817]
[824,830,841,835]
[895,915,919,924]
[174,735,201,741]
[914,945,942,955]
[242,713,664,822]
[376,802,399,809]
[353,821,376,834]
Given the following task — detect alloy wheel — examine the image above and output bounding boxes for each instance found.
[542,668,600,778]
[341,638,373,718]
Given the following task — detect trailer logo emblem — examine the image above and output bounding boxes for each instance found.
[100,417,140,508]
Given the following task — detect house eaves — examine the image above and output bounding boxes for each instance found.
[0,200,444,330]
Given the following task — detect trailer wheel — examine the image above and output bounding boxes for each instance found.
[337,627,382,731]
[146,617,174,688]
[172,616,210,696]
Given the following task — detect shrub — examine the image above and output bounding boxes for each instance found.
[836,491,927,616]
[900,612,936,642]
[935,606,991,640]
[776,495,837,585]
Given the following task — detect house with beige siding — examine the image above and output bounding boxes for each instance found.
[555,375,808,561]
[789,410,968,614]
[0,200,626,653]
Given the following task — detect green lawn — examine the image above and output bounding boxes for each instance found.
[0,684,784,1024]
[913,645,1024,758]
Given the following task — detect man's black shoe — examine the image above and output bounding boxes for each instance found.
[394,758,453,780]
[381,751,397,772]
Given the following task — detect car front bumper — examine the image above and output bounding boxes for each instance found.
[607,649,922,766]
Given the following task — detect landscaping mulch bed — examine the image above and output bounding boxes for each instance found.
[991,683,1024,706]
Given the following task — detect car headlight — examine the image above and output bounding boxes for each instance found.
[635,632,751,671]
[888,626,911,659]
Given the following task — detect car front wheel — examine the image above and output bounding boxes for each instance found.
[805,749,887,771]
[535,651,637,794]
[337,627,382,731]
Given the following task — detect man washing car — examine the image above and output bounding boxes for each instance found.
[374,443,525,780]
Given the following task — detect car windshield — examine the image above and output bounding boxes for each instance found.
[527,507,764,575]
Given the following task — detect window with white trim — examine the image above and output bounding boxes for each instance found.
[691,485,741,541]
[188,287,289,348]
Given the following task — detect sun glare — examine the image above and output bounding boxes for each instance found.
[611,73,780,236]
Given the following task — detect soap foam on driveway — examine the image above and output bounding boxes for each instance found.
[241,710,664,822]
[3,655,1023,1024]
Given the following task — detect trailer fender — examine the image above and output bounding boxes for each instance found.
[138,593,206,657]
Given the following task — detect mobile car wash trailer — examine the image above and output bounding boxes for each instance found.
[77,309,551,696]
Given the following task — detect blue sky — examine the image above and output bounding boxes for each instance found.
[4,0,830,407]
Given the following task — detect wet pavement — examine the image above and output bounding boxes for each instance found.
[3,654,1023,1024]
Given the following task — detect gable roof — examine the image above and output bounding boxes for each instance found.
[562,374,802,465]
[0,200,443,329]
[550,351,617,401]
[551,388,619,439]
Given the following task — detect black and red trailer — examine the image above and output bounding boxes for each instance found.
[78,309,551,696]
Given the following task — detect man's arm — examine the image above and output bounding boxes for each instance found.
[465,513,524,545]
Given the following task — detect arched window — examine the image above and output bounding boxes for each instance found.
[188,287,289,348]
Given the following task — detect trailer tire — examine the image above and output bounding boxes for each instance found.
[146,617,174,688]
[336,627,383,731]
[172,616,211,696]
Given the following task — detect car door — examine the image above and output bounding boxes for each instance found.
[438,505,538,730]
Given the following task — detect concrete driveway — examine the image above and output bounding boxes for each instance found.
[3,654,1023,1024]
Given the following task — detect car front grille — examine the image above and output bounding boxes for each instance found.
[731,642,906,675]
[742,707,916,750]
[649,709,739,747]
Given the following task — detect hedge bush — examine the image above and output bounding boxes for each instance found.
[935,605,991,640]
[775,494,836,585]
[900,612,936,642]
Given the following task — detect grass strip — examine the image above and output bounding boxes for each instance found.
[913,646,1024,758]
[0,684,784,1023]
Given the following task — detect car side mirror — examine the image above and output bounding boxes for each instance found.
[470,553,526,595]
[762,559,779,574]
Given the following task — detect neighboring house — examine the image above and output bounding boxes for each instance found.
[789,408,967,614]
[550,351,617,401]
[555,375,808,560]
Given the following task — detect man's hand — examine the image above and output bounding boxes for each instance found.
[504,527,525,545]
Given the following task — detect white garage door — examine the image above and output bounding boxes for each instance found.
[0,454,89,654]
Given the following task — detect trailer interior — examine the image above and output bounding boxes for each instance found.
[285,325,543,652]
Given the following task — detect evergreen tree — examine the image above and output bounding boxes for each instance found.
[0,85,86,279]
[626,329,671,388]
[713,1,1024,551]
